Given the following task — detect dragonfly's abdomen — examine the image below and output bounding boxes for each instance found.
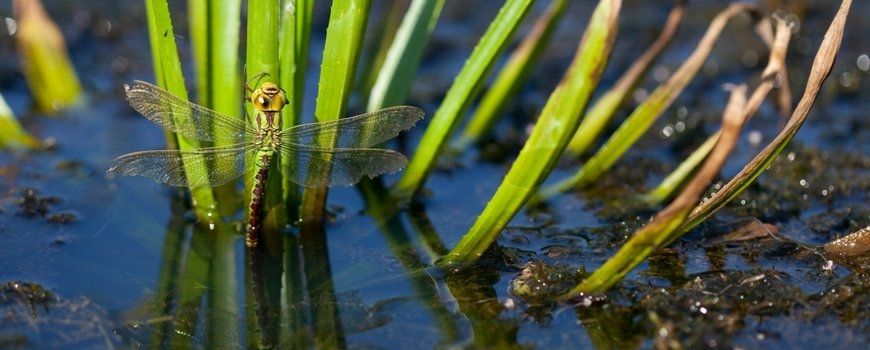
[246,153,271,248]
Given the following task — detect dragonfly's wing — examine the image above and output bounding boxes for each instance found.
[108,144,253,187]
[278,144,408,187]
[125,80,254,143]
[280,106,423,148]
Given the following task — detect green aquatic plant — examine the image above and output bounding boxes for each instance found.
[564,0,686,157]
[535,3,759,202]
[676,0,852,235]
[453,0,568,151]
[391,0,535,199]
[300,0,373,224]
[187,0,243,216]
[568,82,751,295]
[143,0,217,222]
[12,0,82,113]
[442,0,622,266]
[0,92,40,150]
[367,0,446,112]
[563,0,851,294]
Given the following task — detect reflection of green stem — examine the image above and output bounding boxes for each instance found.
[174,223,213,344]
[300,222,346,349]
[248,244,274,349]
[207,224,239,348]
[281,235,310,348]
[446,269,520,348]
[150,195,188,348]
[408,201,450,259]
[575,304,641,349]
[361,182,459,342]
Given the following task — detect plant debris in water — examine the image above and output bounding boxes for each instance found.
[0,281,117,348]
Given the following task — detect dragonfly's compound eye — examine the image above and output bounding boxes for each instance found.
[251,90,272,111]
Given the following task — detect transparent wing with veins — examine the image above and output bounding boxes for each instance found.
[278,144,408,187]
[108,144,255,187]
[280,105,423,148]
[125,80,255,144]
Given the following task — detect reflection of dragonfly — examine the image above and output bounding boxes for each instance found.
[109,81,423,245]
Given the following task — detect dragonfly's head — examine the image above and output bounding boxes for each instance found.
[251,82,288,112]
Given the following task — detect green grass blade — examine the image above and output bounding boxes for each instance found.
[677,1,851,235]
[209,0,242,129]
[367,0,446,111]
[564,0,685,157]
[453,0,568,150]
[300,0,372,223]
[145,0,219,222]
[245,0,280,107]
[188,0,209,105]
[244,0,285,235]
[563,83,750,296]
[356,2,407,103]
[187,0,244,216]
[535,4,757,201]
[441,0,622,266]
[13,0,82,113]
[0,93,39,150]
[391,0,535,199]
[280,0,314,214]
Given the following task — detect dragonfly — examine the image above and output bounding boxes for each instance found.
[109,80,423,246]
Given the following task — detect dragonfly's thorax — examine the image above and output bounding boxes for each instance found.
[254,112,283,151]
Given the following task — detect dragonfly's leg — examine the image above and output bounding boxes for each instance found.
[244,72,270,92]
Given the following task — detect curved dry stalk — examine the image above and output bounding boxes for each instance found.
[825,226,870,257]
[644,16,793,204]
[535,3,760,201]
[678,0,853,234]
[563,83,750,296]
